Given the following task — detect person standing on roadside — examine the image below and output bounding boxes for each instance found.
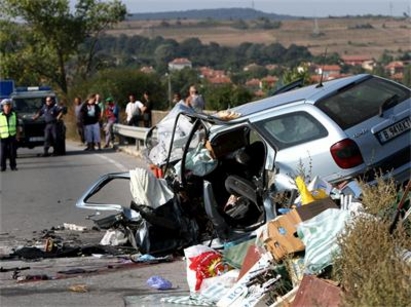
[74,96,85,145]
[142,90,153,128]
[103,97,119,148]
[125,94,144,126]
[96,93,105,120]
[81,93,102,151]
[0,99,19,171]
[188,85,205,112]
[33,96,64,157]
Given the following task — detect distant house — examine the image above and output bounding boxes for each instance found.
[385,61,405,76]
[200,67,231,85]
[199,66,214,78]
[314,65,342,80]
[265,64,278,71]
[208,75,232,85]
[361,60,376,71]
[140,66,155,74]
[245,78,261,89]
[243,63,262,72]
[261,75,278,88]
[341,55,372,66]
[168,58,192,71]
[311,73,351,83]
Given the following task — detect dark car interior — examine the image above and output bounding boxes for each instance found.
[176,123,267,239]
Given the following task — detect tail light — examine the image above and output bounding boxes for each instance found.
[330,139,364,169]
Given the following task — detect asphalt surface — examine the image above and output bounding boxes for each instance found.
[0,141,191,307]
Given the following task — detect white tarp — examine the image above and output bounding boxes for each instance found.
[129,167,174,209]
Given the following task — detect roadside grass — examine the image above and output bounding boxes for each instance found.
[333,176,411,306]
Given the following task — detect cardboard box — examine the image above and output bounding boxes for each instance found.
[288,197,338,224]
[264,215,305,261]
[291,275,342,307]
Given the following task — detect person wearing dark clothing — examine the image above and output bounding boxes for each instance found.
[33,96,64,157]
[142,90,153,128]
[0,99,19,171]
[81,93,102,151]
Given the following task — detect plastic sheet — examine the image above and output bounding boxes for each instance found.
[147,275,173,290]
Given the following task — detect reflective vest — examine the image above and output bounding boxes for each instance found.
[0,112,17,138]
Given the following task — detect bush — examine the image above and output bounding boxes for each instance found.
[333,177,411,306]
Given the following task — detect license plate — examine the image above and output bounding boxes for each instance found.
[377,117,411,144]
[29,136,44,142]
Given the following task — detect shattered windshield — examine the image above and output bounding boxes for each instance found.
[147,104,199,166]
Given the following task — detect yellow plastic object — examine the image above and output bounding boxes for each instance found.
[295,176,316,205]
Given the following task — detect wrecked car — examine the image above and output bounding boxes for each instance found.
[76,73,410,256]
[76,104,277,255]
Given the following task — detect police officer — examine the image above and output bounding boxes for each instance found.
[0,98,19,171]
[33,96,64,157]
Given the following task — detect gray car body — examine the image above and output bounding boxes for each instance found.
[207,74,410,189]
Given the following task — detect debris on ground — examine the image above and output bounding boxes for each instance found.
[1,176,410,307]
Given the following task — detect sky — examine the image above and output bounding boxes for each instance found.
[118,0,410,17]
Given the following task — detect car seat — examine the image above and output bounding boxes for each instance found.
[234,141,265,179]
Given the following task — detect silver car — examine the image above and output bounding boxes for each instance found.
[75,74,409,255]
[199,73,410,190]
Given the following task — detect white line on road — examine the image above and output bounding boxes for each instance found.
[95,153,128,172]
[67,141,129,172]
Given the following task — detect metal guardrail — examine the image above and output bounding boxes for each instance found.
[113,124,150,150]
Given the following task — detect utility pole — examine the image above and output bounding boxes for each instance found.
[166,73,172,109]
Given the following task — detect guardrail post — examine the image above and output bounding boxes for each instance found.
[113,123,150,152]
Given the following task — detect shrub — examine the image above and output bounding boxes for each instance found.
[333,176,411,306]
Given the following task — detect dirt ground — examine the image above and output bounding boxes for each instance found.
[106,17,411,59]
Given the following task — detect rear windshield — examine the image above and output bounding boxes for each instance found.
[316,77,410,130]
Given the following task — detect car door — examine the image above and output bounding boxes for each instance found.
[176,115,278,237]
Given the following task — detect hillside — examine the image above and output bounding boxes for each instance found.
[126,8,298,21]
[108,13,410,60]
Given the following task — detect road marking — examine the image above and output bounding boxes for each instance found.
[95,153,128,172]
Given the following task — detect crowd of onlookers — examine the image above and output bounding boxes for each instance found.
[73,84,205,150]
[0,85,205,171]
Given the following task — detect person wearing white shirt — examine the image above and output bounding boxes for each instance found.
[125,94,144,126]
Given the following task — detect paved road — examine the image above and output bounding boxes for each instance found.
[0,141,190,307]
[0,142,145,237]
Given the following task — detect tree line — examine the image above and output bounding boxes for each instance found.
[1,0,410,113]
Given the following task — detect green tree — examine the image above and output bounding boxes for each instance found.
[282,63,312,86]
[402,64,411,87]
[378,50,394,65]
[154,43,176,73]
[168,68,201,100]
[204,84,253,110]
[0,0,126,95]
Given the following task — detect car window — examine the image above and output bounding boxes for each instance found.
[13,98,44,113]
[256,111,328,150]
[316,77,410,130]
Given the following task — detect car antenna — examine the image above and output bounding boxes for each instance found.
[316,47,328,88]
